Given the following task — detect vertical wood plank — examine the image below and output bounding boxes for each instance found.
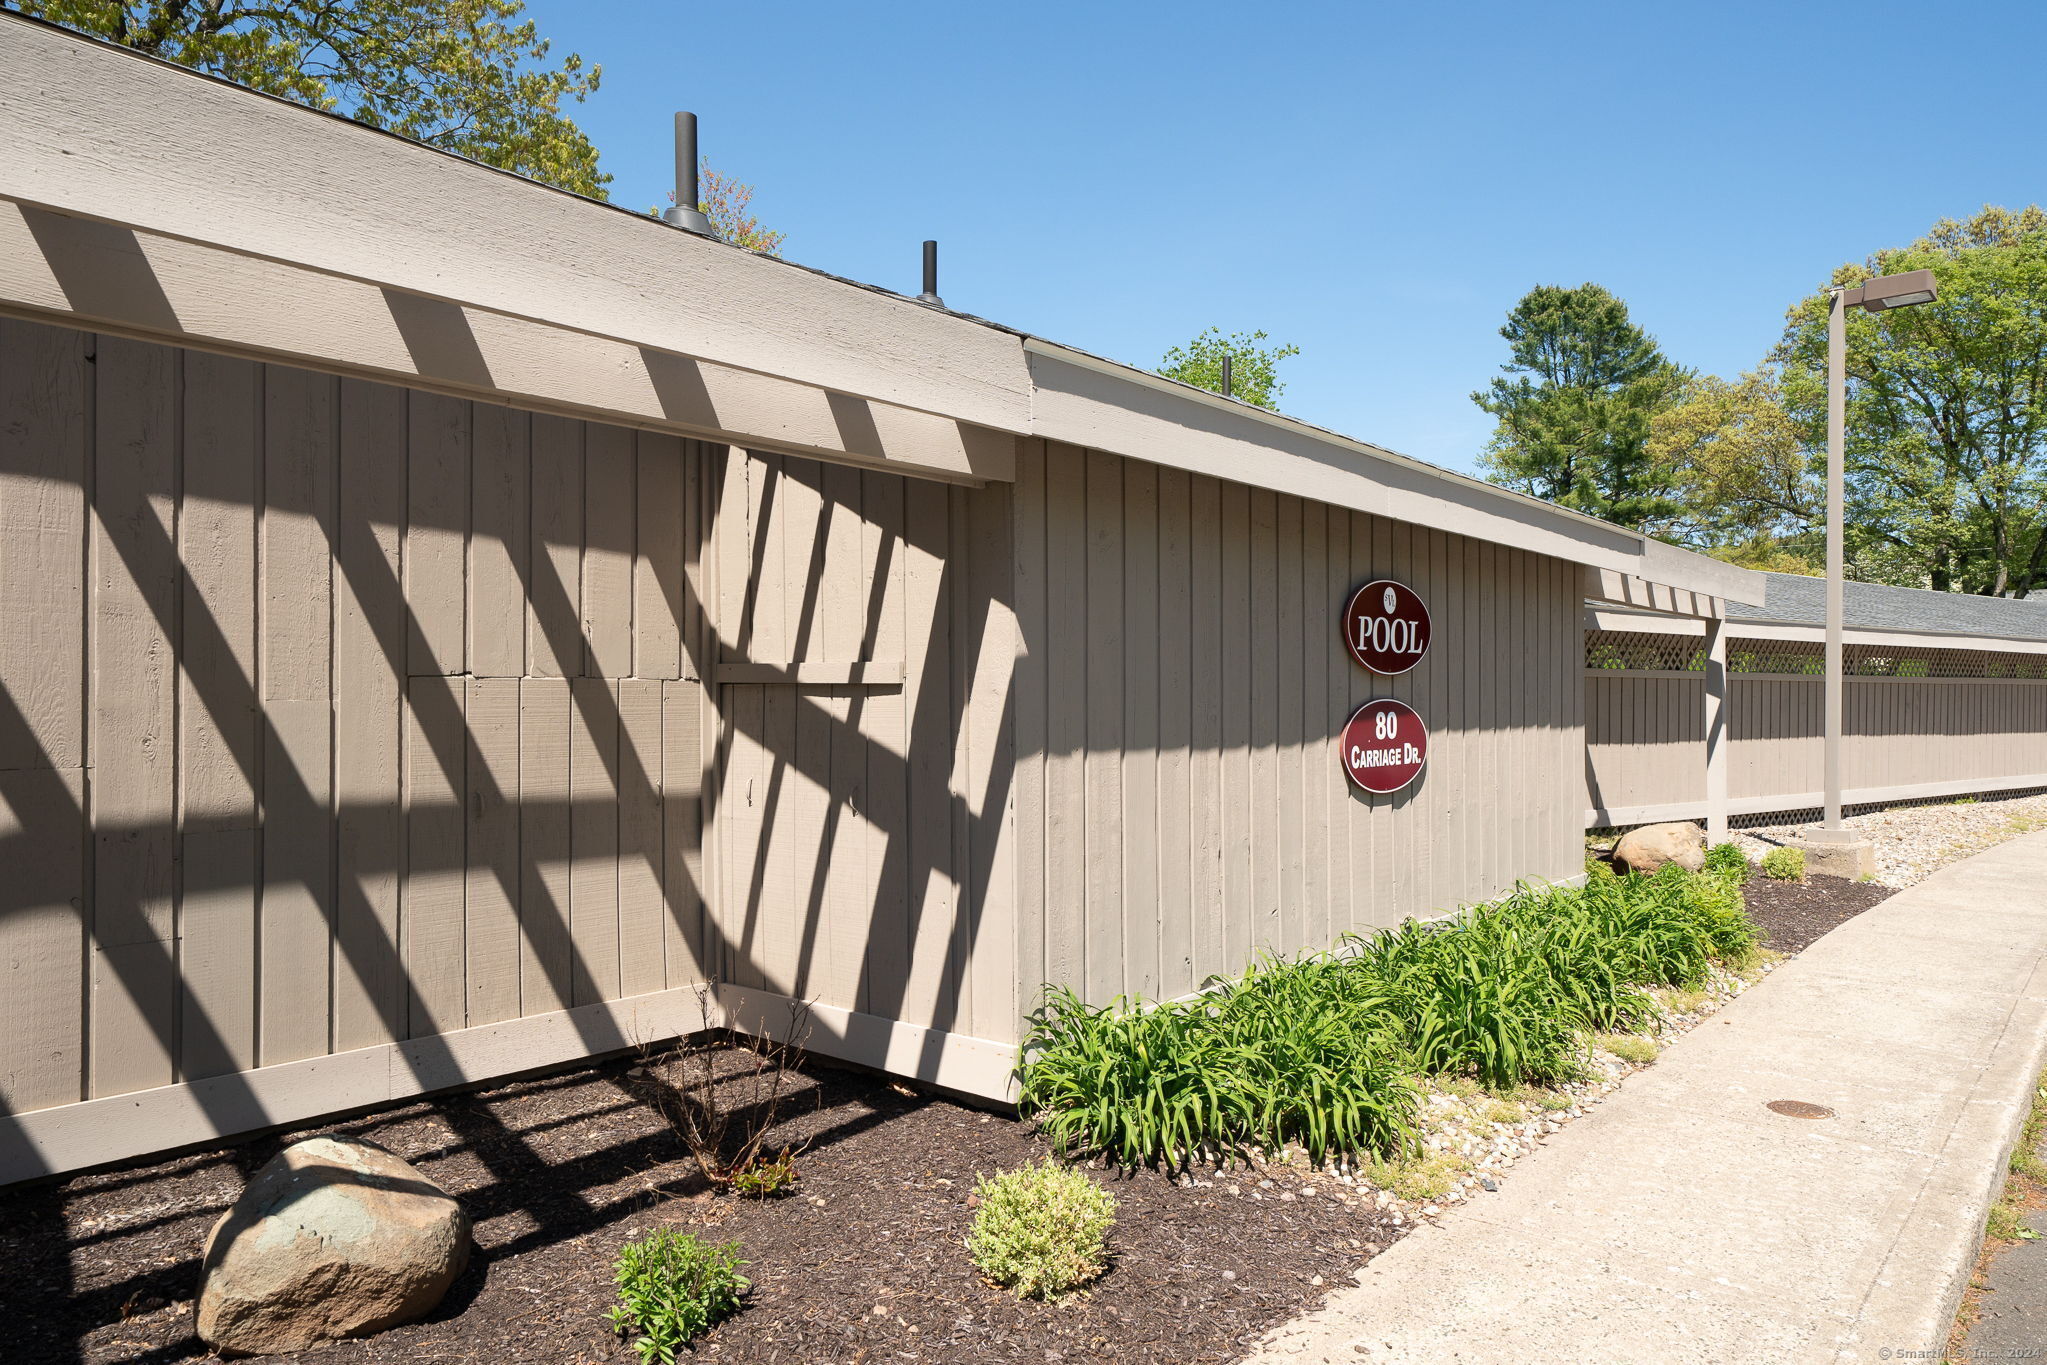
[862,469,910,1014]
[619,677,667,999]
[570,676,621,1003]
[1121,461,1159,999]
[1188,475,1225,983]
[818,461,867,1013]
[901,475,954,1025]
[582,423,635,677]
[518,678,573,1013]
[333,378,405,1051]
[404,675,466,1035]
[1219,481,1253,973]
[405,391,467,676]
[661,676,706,987]
[1299,502,1328,949]
[965,480,1019,1043]
[468,403,528,678]
[1247,488,1279,952]
[177,349,261,1080]
[1155,467,1193,997]
[635,432,686,680]
[0,318,87,770]
[465,677,522,1025]
[1083,450,1124,1003]
[89,336,179,1095]
[1041,445,1088,995]
[257,363,336,1067]
[1275,496,1305,948]
[0,322,83,1101]
[527,414,583,678]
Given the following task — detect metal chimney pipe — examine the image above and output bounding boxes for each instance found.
[1220,353,1234,399]
[662,112,715,237]
[916,239,945,308]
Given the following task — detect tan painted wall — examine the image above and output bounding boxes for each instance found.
[1009,441,1587,1008]
[702,447,1018,1047]
[1586,671,2047,821]
[0,318,711,1121]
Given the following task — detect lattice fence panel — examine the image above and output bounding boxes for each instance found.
[1586,630,2047,679]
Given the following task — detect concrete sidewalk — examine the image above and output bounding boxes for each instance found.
[1248,830,2047,1365]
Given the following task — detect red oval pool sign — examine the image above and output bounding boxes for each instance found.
[1341,698,1429,794]
[1344,579,1430,675]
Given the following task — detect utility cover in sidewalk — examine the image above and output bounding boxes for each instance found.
[1765,1100,1835,1119]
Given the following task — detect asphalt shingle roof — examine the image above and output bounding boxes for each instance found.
[1726,571,2047,643]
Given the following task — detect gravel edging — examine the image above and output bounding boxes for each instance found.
[1732,791,2047,888]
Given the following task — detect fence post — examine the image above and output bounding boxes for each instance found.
[1703,615,1728,842]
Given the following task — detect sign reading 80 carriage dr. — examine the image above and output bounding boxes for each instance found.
[1341,697,1428,794]
[1343,579,1430,675]
[1340,579,1430,793]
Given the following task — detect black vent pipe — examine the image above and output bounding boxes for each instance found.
[916,239,945,309]
[662,112,715,237]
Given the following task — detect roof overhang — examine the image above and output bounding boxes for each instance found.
[0,10,1766,604]
[1586,604,2047,656]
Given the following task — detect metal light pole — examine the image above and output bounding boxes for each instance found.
[1817,268,1939,835]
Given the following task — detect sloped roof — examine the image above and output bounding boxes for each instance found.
[1727,572,2047,643]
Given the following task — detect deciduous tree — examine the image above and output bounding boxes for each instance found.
[1773,205,2047,595]
[20,0,608,197]
[1158,327,1300,410]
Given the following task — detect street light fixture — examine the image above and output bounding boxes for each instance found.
[1813,268,1939,852]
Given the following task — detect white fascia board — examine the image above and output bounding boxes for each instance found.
[0,13,1034,434]
[0,200,1013,483]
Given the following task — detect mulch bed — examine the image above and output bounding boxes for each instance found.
[1742,874,1897,953]
[0,1046,1398,1365]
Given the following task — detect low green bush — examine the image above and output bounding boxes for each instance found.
[730,1148,797,1198]
[608,1230,748,1364]
[1761,846,1806,881]
[1704,842,1751,883]
[1020,865,1760,1168]
[966,1160,1116,1299]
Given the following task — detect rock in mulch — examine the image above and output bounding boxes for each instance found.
[197,1135,470,1357]
[1614,821,1705,875]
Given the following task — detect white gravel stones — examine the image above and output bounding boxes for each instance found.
[1730,791,2047,888]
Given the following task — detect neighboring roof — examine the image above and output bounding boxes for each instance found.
[1728,572,2047,644]
[0,10,1764,606]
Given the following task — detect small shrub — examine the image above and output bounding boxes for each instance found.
[966,1160,1116,1300]
[1584,852,1617,881]
[1761,846,1806,882]
[1597,1034,1660,1065]
[730,1148,797,1198]
[1704,842,1751,883]
[632,982,817,1190]
[608,1230,748,1364]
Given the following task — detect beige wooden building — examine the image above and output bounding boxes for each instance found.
[0,14,1764,1181]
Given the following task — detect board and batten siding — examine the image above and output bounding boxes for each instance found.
[705,448,1019,1048]
[1585,672,2047,820]
[1010,440,1586,1008]
[0,318,712,1126]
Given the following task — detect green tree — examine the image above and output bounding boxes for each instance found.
[18,0,608,197]
[1473,283,1685,529]
[1772,205,2047,595]
[1158,328,1299,410]
[1646,369,1823,573]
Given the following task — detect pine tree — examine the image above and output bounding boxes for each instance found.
[1473,284,1684,529]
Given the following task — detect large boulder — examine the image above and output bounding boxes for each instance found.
[197,1135,470,1357]
[1613,821,1706,875]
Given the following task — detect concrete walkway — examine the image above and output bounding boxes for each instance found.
[1247,830,2047,1365]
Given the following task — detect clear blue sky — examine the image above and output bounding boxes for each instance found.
[525,0,2045,476]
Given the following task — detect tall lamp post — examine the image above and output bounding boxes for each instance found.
[1807,268,1938,866]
